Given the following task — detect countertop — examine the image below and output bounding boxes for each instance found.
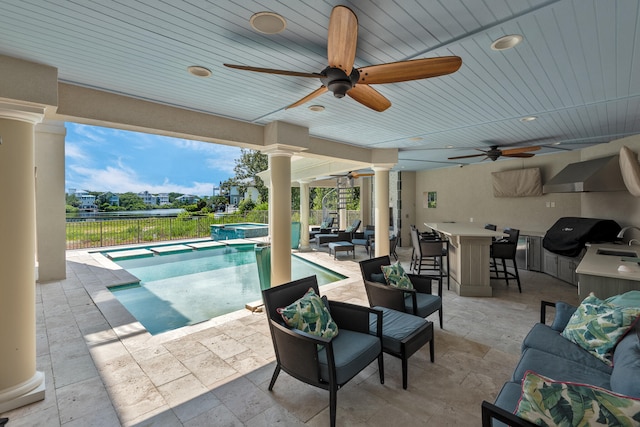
[424,222,506,238]
[576,243,640,281]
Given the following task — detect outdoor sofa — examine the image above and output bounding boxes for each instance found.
[482,291,640,426]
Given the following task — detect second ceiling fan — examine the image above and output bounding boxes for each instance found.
[448,145,541,162]
[224,6,462,112]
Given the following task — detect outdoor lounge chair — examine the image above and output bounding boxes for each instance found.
[262,275,384,427]
[359,255,443,328]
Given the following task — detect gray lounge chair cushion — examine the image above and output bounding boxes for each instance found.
[317,329,381,385]
[368,306,429,353]
[405,293,441,319]
[492,381,523,427]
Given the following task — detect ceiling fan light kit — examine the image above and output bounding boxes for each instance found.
[225,5,462,112]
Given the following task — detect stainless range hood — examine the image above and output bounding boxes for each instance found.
[543,155,627,193]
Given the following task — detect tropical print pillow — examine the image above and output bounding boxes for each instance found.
[561,293,640,365]
[381,262,414,290]
[277,287,339,340]
[515,371,640,426]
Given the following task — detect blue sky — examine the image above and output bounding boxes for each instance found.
[65,123,242,196]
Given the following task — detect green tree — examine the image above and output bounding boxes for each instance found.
[66,193,80,208]
[118,192,146,210]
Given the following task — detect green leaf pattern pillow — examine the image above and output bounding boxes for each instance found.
[515,371,640,426]
[277,287,339,340]
[561,293,640,365]
[381,262,414,290]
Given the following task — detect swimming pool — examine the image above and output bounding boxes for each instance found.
[106,242,345,335]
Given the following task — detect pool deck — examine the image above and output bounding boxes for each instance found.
[2,239,580,426]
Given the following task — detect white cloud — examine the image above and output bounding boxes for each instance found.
[65,143,89,161]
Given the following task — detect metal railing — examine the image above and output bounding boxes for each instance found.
[66,210,362,249]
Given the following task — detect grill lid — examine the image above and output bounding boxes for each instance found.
[543,217,621,257]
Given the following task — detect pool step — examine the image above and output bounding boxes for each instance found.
[105,248,154,260]
[149,244,193,255]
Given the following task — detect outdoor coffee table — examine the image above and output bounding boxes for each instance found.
[328,241,355,259]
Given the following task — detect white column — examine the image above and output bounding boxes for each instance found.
[298,179,312,251]
[35,120,67,282]
[268,151,293,286]
[0,104,46,413]
[373,166,391,257]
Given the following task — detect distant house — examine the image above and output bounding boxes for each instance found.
[157,193,170,205]
[228,182,260,206]
[176,194,200,204]
[109,194,120,206]
[75,190,97,210]
[137,191,157,206]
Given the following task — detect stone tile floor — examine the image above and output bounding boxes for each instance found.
[2,242,580,426]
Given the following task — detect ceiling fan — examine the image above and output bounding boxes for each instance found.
[224,6,462,112]
[448,145,541,162]
[331,170,374,179]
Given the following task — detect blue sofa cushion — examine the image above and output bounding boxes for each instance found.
[512,348,612,390]
[550,301,577,331]
[368,306,429,353]
[404,293,441,319]
[492,381,522,427]
[611,329,640,397]
[317,329,381,385]
[370,272,386,284]
[522,323,613,374]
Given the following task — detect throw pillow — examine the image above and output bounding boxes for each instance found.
[381,262,414,290]
[515,371,640,426]
[561,293,640,365]
[606,290,640,308]
[277,287,339,340]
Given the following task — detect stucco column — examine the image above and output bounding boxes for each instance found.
[360,176,372,227]
[0,105,46,413]
[298,179,312,251]
[268,151,293,286]
[373,166,391,257]
[35,120,67,282]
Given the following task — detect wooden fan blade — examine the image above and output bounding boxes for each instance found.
[224,63,322,78]
[285,86,328,109]
[351,172,374,178]
[327,6,358,75]
[503,153,536,158]
[347,84,391,112]
[501,145,541,155]
[448,153,485,160]
[358,56,462,84]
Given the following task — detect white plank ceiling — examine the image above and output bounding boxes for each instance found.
[0,0,639,170]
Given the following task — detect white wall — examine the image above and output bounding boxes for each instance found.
[413,134,640,235]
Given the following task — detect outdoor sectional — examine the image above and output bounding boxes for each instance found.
[482,292,640,426]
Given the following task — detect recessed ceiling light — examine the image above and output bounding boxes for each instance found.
[445,145,454,149]
[491,34,523,51]
[520,116,537,122]
[187,66,212,77]
[250,12,287,34]
[308,105,325,112]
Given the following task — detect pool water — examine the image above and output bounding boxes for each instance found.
[108,245,345,335]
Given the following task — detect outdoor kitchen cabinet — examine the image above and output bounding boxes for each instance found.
[543,249,578,286]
